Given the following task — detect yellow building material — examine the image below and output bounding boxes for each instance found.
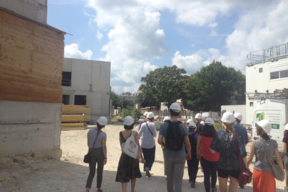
[61,127,86,131]
[62,115,90,122]
[62,105,91,114]
[61,123,85,127]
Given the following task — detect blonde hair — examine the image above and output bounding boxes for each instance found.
[222,122,235,132]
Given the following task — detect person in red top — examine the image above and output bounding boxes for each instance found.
[197,118,219,192]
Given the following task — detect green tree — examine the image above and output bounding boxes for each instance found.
[138,65,188,107]
[135,92,160,108]
[110,91,121,108]
[182,61,245,111]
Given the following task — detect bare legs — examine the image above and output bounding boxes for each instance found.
[218,176,239,192]
[121,179,137,192]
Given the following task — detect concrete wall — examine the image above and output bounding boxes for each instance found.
[0,9,65,159]
[221,105,246,124]
[62,58,111,122]
[0,0,47,23]
[246,58,288,125]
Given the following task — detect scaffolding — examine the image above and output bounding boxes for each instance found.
[246,88,288,100]
[247,42,288,65]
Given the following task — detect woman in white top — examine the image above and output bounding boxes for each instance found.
[138,112,157,177]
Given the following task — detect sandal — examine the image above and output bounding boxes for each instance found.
[97,189,103,192]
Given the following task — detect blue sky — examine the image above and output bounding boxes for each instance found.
[47,0,288,94]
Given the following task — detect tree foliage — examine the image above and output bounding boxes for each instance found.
[182,61,245,111]
[135,92,160,108]
[110,91,121,108]
[138,65,188,107]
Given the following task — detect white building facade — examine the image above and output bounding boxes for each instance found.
[62,58,111,123]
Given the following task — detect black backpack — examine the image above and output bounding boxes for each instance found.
[188,132,197,155]
[165,121,184,151]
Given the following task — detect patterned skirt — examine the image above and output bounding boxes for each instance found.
[115,153,142,183]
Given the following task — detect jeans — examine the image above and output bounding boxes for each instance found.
[86,148,104,189]
[187,155,199,183]
[285,156,288,192]
[142,146,155,171]
[201,156,218,192]
[165,157,186,192]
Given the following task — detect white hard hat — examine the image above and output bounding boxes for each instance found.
[144,112,149,116]
[186,119,193,124]
[221,111,235,123]
[124,116,134,126]
[189,122,196,128]
[285,124,288,131]
[147,112,154,118]
[97,116,107,126]
[257,120,272,134]
[195,113,202,119]
[163,116,170,121]
[169,102,181,112]
[205,118,214,125]
[234,113,242,121]
[200,121,205,125]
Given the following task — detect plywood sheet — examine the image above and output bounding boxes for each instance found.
[61,115,90,122]
[61,123,86,127]
[62,105,91,114]
[61,127,86,131]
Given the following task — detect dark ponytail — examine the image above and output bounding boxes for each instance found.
[97,122,105,130]
[256,125,270,140]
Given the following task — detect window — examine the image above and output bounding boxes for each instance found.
[62,72,71,86]
[259,68,263,73]
[250,102,254,107]
[62,95,70,104]
[270,71,279,79]
[280,70,288,78]
[74,95,87,105]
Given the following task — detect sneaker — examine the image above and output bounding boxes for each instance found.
[211,187,217,192]
[190,181,195,188]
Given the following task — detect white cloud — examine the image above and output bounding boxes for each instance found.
[208,22,218,28]
[96,30,103,40]
[64,43,93,60]
[172,51,203,74]
[209,30,218,37]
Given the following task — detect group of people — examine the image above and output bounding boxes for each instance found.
[84,102,288,192]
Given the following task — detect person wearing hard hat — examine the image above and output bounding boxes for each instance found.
[158,102,191,192]
[161,116,170,176]
[283,124,288,191]
[247,120,285,192]
[197,118,219,192]
[195,113,204,134]
[116,116,145,192]
[210,112,249,192]
[233,113,248,189]
[138,112,157,177]
[185,119,194,130]
[86,117,108,192]
[139,111,148,131]
[186,122,199,188]
[200,121,205,125]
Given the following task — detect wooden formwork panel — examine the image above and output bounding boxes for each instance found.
[61,123,86,127]
[62,105,91,114]
[61,127,86,131]
[61,115,90,122]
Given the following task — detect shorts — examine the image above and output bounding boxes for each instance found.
[218,169,240,179]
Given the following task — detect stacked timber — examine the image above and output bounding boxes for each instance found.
[61,105,91,131]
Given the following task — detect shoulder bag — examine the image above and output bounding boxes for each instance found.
[83,130,102,163]
[260,141,284,181]
[146,122,154,136]
[121,131,141,159]
[236,133,253,185]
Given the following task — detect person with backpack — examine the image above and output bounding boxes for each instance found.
[162,116,170,177]
[187,122,199,188]
[86,117,108,192]
[247,120,285,192]
[195,113,204,134]
[234,113,249,189]
[138,112,157,177]
[158,102,191,192]
[197,118,219,192]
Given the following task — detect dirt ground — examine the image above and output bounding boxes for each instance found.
[0,123,286,192]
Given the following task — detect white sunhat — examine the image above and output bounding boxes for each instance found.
[144,111,149,117]
[234,113,242,121]
[200,121,205,125]
[195,113,202,119]
[147,112,154,118]
[257,120,272,134]
[189,122,196,128]
[97,116,107,126]
[285,124,288,131]
[221,111,235,123]
[186,119,193,124]
[163,116,170,121]
[124,116,134,126]
[205,118,214,125]
[169,102,181,112]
